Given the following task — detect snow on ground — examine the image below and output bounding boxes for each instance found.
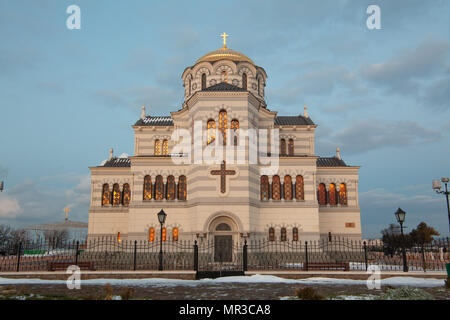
[0,274,445,287]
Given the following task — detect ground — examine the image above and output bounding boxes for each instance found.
[0,275,449,300]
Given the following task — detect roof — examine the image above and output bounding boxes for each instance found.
[316,157,348,167]
[26,220,88,231]
[100,157,131,167]
[134,116,174,126]
[196,47,254,64]
[275,115,315,126]
[201,82,247,92]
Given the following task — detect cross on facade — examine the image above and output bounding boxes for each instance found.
[220,32,229,48]
[210,161,236,193]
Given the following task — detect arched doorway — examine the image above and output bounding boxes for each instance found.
[208,216,238,263]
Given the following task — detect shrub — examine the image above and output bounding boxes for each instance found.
[295,287,325,300]
[104,283,114,300]
[378,287,434,300]
[120,287,135,300]
[445,276,450,290]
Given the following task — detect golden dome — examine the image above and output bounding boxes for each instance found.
[196,47,254,64]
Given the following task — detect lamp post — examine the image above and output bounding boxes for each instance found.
[394,207,408,272]
[157,209,167,271]
[432,178,450,232]
[0,181,4,192]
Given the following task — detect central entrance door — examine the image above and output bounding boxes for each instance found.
[214,235,232,262]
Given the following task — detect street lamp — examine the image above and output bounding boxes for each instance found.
[394,208,408,272]
[157,209,167,271]
[432,177,450,232]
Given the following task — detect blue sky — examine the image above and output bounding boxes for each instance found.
[0,0,449,238]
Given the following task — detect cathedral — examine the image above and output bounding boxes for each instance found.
[88,34,362,244]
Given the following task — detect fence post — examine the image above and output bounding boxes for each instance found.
[133,240,137,271]
[16,242,22,272]
[75,241,80,265]
[243,239,248,272]
[194,240,198,272]
[421,243,426,272]
[363,241,368,271]
[304,241,308,271]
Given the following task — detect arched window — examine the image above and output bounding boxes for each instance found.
[280,139,286,156]
[201,73,206,90]
[166,175,175,200]
[284,175,292,200]
[172,227,179,241]
[117,232,121,243]
[178,175,187,200]
[219,110,227,145]
[188,78,191,96]
[101,184,111,206]
[154,139,161,155]
[318,183,327,205]
[281,228,287,241]
[207,120,215,145]
[260,175,269,200]
[339,183,348,205]
[162,227,167,242]
[149,227,155,242]
[295,175,304,200]
[221,70,228,83]
[112,183,121,206]
[288,139,294,155]
[329,183,337,206]
[162,140,169,155]
[143,175,152,200]
[272,175,281,200]
[122,183,131,206]
[216,223,232,231]
[293,227,299,241]
[242,73,247,90]
[155,175,164,200]
[269,227,275,241]
[258,77,261,95]
[231,119,239,146]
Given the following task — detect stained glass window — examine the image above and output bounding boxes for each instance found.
[122,183,131,206]
[242,73,247,90]
[272,175,281,200]
[260,175,269,200]
[219,110,227,145]
[284,175,292,200]
[166,175,175,200]
[329,183,337,206]
[154,140,161,155]
[339,183,348,205]
[173,227,179,241]
[178,175,187,200]
[162,227,167,242]
[143,176,152,200]
[288,139,294,155]
[318,183,327,205]
[101,184,110,206]
[155,175,164,200]
[281,228,287,241]
[231,119,239,146]
[162,140,169,155]
[269,227,275,241]
[112,183,121,206]
[293,227,299,241]
[149,227,155,242]
[295,175,304,200]
[201,73,206,90]
[280,139,286,156]
[207,120,215,145]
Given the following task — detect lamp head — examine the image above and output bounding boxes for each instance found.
[395,207,406,224]
[157,209,167,224]
[433,179,442,190]
[441,177,449,183]
[0,181,3,192]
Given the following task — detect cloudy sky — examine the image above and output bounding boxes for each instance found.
[0,0,449,238]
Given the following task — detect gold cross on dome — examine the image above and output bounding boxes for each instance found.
[220,32,229,48]
[64,207,71,220]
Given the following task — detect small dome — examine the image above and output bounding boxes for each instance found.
[196,47,254,64]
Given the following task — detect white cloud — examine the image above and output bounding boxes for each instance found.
[0,195,22,218]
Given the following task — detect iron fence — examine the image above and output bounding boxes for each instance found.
[0,236,448,272]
